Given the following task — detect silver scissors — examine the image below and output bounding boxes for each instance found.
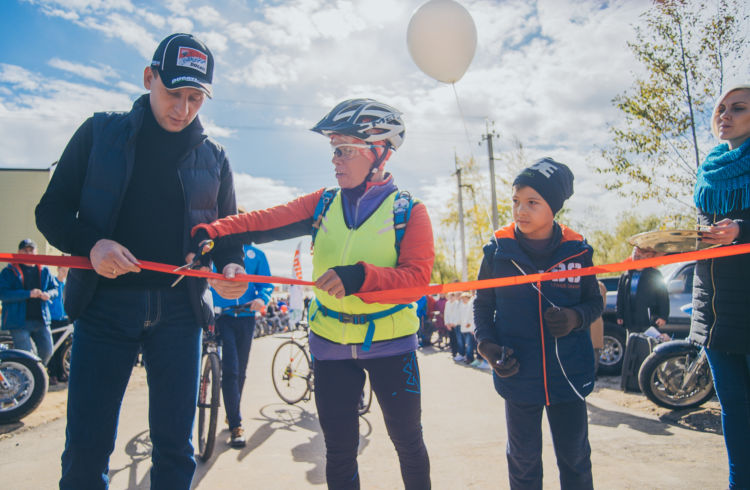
[171,239,214,287]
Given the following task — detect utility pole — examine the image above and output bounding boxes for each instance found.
[481,120,499,230]
[454,153,467,282]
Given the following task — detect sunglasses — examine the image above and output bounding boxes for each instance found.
[331,143,385,160]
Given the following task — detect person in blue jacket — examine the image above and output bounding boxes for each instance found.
[474,158,603,490]
[212,243,273,448]
[0,239,57,365]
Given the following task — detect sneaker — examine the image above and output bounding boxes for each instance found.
[477,360,491,370]
[230,426,246,448]
[453,354,465,362]
[470,359,482,367]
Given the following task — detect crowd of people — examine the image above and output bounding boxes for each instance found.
[1,29,747,490]
[416,292,490,370]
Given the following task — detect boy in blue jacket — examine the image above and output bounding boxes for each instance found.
[474,158,602,490]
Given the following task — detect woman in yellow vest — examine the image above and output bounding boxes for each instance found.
[193,99,435,489]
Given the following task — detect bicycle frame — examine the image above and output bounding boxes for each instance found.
[50,323,74,357]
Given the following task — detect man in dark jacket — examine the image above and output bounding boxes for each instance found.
[616,247,669,335]
[0,239,57,365]
[35,33,246,490]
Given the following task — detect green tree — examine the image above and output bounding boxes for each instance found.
[596,0,748,212]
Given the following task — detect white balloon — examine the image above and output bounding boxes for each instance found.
[407,0,477,84]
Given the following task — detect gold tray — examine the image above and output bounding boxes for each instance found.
[628,230,712,254]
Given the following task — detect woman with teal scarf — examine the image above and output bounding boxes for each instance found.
[690,83,750,490]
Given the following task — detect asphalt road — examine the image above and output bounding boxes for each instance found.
[0,332,727,489]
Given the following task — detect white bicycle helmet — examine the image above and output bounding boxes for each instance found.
[311,98,405,150]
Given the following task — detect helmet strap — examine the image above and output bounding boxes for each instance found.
[365,142,392,183]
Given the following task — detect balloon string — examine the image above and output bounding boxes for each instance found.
[451,82,474,159]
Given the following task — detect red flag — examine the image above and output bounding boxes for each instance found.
[292,241,303,280]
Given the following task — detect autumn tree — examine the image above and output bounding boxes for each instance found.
[586,212,694,271]
[432,137,531,282]
[596,0,748,213]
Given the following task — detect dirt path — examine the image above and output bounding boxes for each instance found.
[0,341,727,489]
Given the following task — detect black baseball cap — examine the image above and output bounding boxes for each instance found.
[151,33,214,98]
[18,238,37,250]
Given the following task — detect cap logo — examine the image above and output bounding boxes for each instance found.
[171,75,203,85]
[530,159,557,178]
[176,47,208,74]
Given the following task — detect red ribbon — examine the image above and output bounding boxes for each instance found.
[3,242,750,303]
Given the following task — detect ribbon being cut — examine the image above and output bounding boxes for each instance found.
[3,242,750,303]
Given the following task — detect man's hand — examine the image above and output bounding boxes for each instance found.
[29,288,50,301]
[315,269,345,299]
[654,318,666,327]
[90,239,141,279]
[209,263,248,299]
[699,219,740,245]
[544,306,581,337]
[477,340,520,378]
[249,298,266,312]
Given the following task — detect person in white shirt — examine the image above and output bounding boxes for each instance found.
[458,292,477,365]
[443,292,463,361]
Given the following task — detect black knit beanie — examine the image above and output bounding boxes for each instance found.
[512,158,574,215]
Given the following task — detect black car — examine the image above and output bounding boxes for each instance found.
[597,261,695,375]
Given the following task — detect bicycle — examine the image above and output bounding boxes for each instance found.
[271,321,373,415]
[195,322,221,462]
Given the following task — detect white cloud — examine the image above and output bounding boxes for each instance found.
[202,118,236,139]
[193,6,225,27]
[27,0,135,12]
[48,58,116,84]
[0,64,41,91]
[232,172,304,211]
[168,16,194,34]
[0,64,133,166]
[115,80,143,94]
[138,10,166,29]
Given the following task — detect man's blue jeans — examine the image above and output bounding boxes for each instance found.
[217,314,256,430]
[59,288,202,490]
[10,319,53,365]
[705,348,750,490]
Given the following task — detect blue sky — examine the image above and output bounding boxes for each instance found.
[1,0,708,276]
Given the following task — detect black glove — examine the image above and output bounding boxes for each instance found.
[330,264,365,296]
[544,306,581,337]
[477,340,520,378]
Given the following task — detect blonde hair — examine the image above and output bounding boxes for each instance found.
[711,84,750,138]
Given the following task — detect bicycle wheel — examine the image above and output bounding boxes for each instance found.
[196,351,221,461]
[358,372,373,416]
[271,340,312,404]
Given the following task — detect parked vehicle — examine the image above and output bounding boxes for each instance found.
[638,337,714,409]
[598,261,695,375]
[0,344,48,423]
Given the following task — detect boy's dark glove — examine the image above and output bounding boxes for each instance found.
[477,341,520,378]
[543,307,581,337]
